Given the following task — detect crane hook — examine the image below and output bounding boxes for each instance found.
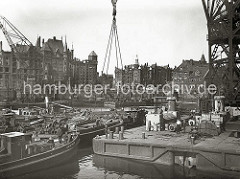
[111,0,117,17]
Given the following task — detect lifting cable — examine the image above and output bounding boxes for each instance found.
[102,0,123,75]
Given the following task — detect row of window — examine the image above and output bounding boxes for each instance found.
[0,67,10,73]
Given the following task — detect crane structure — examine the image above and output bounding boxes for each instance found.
[102,0,123,75]
[0,15,33,96]
[202,0,240,106]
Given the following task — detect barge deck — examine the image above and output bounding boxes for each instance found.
[93,126,240,175]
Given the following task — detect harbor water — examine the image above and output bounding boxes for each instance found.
[9,146,240,179]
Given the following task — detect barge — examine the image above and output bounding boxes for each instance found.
[0,131,80,178]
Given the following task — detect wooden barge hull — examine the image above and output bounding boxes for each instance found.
[0,135,80,178]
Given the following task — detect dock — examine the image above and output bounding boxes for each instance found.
[93,126,240,175]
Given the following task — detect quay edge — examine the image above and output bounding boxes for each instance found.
[92,126,240,175]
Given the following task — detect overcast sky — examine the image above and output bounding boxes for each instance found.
[0,0,208,74]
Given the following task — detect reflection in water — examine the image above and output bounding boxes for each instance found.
[92,154,195,179]
[11,156,79,179]
[92,154,240,179]
[9,146,240,179]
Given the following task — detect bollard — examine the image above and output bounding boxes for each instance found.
[109,131,113,139]
[190,136,195,145]
[159,110,165,131]
[115,126,119,134]
[120,126,124,133]
[142,132,146,139]
[234,131,240,138]
[167,97,176,111]
[105,125,108,139]
[147,120,151,131]
[105,126,108,139]
[119,132,123,140]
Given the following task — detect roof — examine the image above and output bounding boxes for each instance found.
[42,42,51,52]
[174,59,208,73]
[15,44,30,53]
[89,51,97,57]
[44,37,64,55]
[1,132,25,138]
[200,54,206,62]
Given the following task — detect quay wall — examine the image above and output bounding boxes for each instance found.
[93,135,240,174]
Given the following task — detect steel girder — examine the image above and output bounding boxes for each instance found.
[0,16,33,90]
[202,0,240,105]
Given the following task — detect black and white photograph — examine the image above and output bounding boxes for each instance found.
[0,0,240,178]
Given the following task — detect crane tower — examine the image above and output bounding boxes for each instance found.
[202,0,240,106]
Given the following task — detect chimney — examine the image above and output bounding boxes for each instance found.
[71,44,74,60]
[53,36,56,41]
[0,41,2,52]
[36,36,41,48]
[42,38,45,46]
[135,55,139,65]
[135,59,139,65]
[190,59,193,65]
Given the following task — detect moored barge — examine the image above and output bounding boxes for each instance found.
[0,131,80,178]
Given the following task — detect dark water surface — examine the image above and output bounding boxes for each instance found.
[9,145,240,179]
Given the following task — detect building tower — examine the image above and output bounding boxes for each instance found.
[202,0,240,105]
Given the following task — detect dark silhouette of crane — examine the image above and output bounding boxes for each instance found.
[0,15,33,100]
[202,0,240,106]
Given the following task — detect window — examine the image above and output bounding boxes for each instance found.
[5,58,9,65]
[189,71,193,76]
[12,68,17,73]
[195,70,200,76]
[0,67,3,72]
[5,67,9,73]
[13,61,17,67]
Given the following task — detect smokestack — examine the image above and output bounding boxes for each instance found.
[36,36,41,48]
[71,43,74,60]
[0,41,2,52]
[135,59,139,65]
[135,55,139,65]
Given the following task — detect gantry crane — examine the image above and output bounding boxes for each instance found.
[0,15,33,97]
[202,0,240,106]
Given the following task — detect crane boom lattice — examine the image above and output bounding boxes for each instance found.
[0,16,32,69]
[202,0,240,106]
[0,16,33,93]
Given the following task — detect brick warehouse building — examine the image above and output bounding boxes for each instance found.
[0,41,43,102]
[74,51,98,85]
[172,55,208,99]
[0,36,99,102]
[115,57,172,87]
